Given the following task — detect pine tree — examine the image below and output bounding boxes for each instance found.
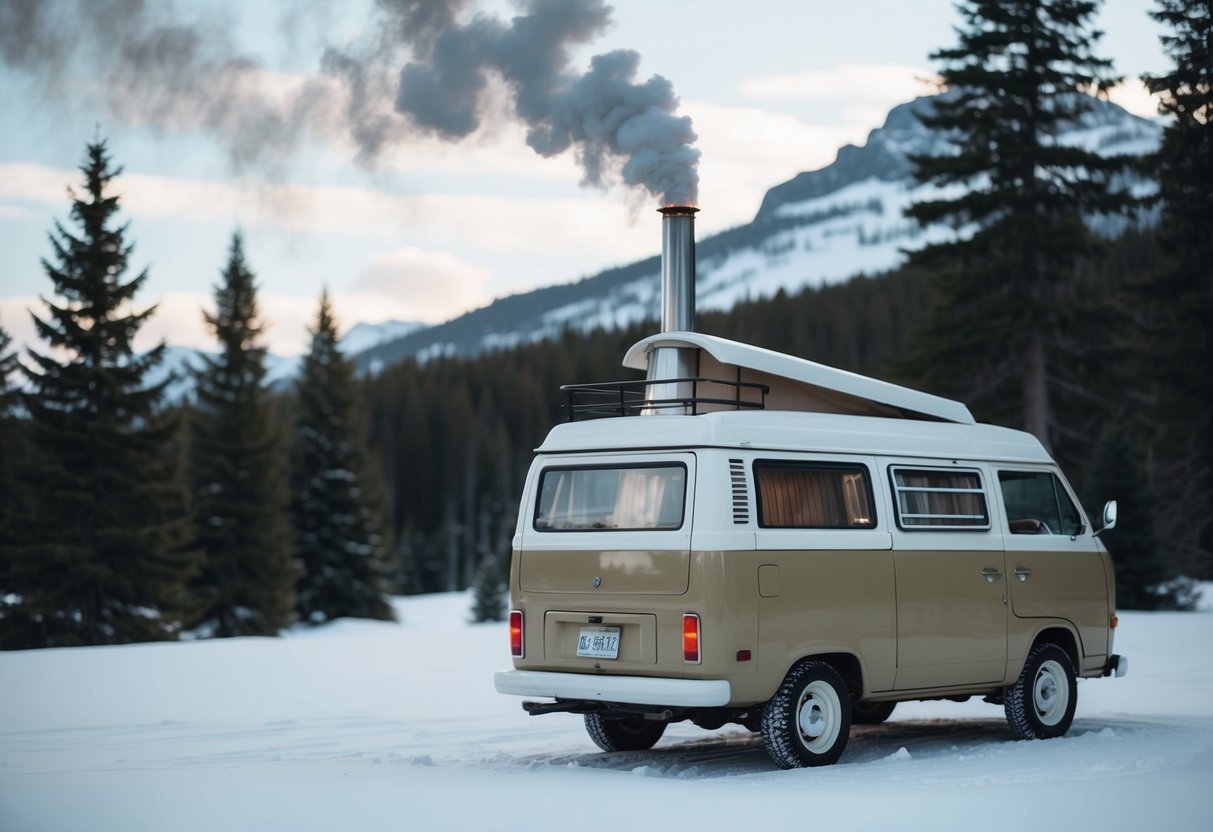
[1138,0,1213,579]
[0,323,17,403]
[290,291,394,624]
[188,233,294,637]
[1,142,197,649]
[904,0,1136,451]
[470,552,507,623]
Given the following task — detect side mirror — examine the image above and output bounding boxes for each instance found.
[1094,500,1118,538]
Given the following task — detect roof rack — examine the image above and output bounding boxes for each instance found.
[561,376,769,421]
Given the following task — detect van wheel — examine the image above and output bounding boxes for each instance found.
[852,700,896,725]
[761,661,852,768]
[1005,642,1077,740]
[584,713,667,752]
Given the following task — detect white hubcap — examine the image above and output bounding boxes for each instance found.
[1033,659,1069,726]
[801,699,825,737]
[797,681,841,753]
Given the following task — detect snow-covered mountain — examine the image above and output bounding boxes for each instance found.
[145,346,303,401]
[339,320,428,356]
[354,93,1161,373]
[148,319,426,400]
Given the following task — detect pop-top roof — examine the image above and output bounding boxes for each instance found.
[622,331,976,425]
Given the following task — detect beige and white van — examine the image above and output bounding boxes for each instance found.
[493,207,1125,769]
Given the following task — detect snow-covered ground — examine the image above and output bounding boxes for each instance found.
[2,590,1211,831]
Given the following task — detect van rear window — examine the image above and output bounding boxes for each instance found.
[534,464,686,531]
[754,462,875,529]
[891,467,990,530]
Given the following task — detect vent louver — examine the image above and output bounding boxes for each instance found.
[729,458,749,525]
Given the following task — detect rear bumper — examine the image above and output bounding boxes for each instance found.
[1103,654,1128,678]
[494,670,732,707]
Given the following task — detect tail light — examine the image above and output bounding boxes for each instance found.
[682,613,701,664]
[509,609,524,658]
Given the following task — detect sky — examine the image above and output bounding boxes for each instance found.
[0,0,1171,356]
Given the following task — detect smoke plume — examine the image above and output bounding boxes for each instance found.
[0,0,699,205]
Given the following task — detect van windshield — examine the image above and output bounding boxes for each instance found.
[534,464,686,531]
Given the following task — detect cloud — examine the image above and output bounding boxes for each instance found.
[0,203,40,221]
[347,247,492,325]
[0,295,41,358]
[1,253,491,358]
[7,289,366,358]
[0,165,67,205]
[1106,78,1163,120]
[739,64,939,104]
[1,292,223,357]
[682,100,863,226]
[126,290,453,357]
[702,64,941,225]
[0,161,656,257]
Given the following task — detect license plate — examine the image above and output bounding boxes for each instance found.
[576,626,621,659]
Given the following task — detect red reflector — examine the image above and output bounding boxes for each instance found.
[509,610,524,658]
[736,649,752,662]
[682,613,701,664]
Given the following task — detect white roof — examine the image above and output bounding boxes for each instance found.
[538,410,1051,465]
[622,331,976,425]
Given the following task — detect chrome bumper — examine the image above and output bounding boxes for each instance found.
[494,670,732,707]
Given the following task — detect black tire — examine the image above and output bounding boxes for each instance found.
[1005,642,1077,740]
[584,713,667,752]
[760,661,852,769]
[852,700,896,725]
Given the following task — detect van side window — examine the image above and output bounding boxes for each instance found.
[754,462,875,529]
[998,471,1083,536]
[890,467,990,530]
[534,464,686,531]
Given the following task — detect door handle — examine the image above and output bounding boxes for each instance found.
[1014,566,1032,582]
[981,567,1002,583]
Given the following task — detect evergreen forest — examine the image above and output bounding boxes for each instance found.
[1,0,1209,649]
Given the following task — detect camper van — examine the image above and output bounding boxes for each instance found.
[493,208,1125,769]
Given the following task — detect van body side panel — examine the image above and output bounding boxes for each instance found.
[746,453,896,696]
[1004,536,1109,661]
[695,550,771,703]
[892,547,1009,689]
[753,548,897,694]
[878,459,1009,691]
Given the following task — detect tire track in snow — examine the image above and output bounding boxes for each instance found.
[461,716,1213,784]
[5,713,1210,784]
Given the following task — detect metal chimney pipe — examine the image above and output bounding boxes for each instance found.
[644,206,699,414]
[659,206,697,332]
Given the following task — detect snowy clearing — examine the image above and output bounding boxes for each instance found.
[2,591,1212,832]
